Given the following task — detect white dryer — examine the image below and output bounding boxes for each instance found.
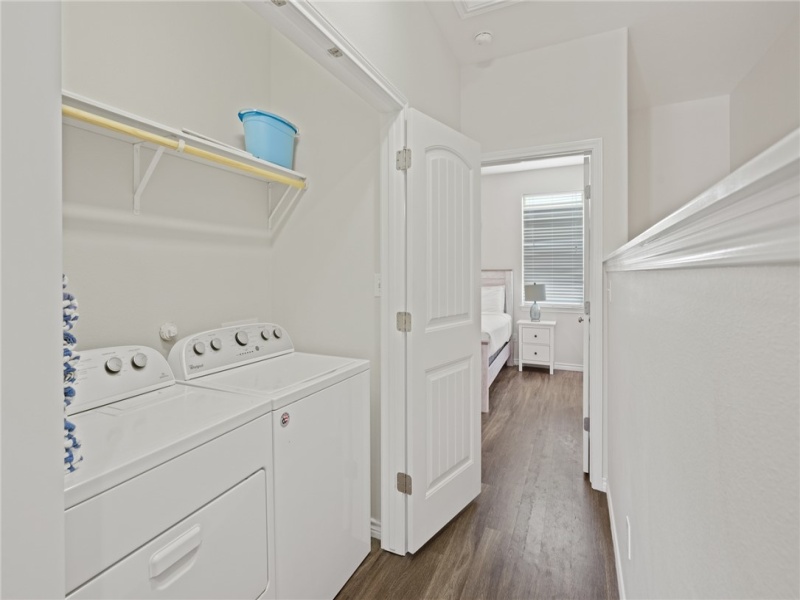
[168,323,370,600]
[65,346,276,599]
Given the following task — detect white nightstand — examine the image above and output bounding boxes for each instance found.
[517,320,556,375]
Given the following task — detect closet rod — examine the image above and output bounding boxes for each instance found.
[62,105,306,190]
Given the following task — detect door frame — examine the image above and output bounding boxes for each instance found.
[247,1,608,557]
[246,0,411,554]
[482,140,605,492]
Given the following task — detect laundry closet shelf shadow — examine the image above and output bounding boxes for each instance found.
[62,91,307,241]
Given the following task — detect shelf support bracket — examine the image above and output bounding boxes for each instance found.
[269,184,304,232]
[132,143,166,215]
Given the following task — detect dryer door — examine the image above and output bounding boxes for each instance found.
[69,470,271,600]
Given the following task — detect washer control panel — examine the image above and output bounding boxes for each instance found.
[69,346,174,416]
[168,323,294,380]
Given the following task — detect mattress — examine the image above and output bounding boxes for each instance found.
[481,312,512,357]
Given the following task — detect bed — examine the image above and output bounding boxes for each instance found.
[481,269,514,412]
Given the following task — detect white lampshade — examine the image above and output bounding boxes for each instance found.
[525,283,546,302]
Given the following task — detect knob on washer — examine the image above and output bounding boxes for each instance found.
[235,331,249,346]
[193,341,206,355]
[131,353,148,369]
[273,327,282,339]
[261,329,270,341]
[210,338,222,351]
[105,357,123,374]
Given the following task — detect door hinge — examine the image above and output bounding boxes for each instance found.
[396,311,412,332]
[584,184,591,200]
[397,472,413,495]
[584,417,590,432]
[584,301,591,316]
[396,148,412,171]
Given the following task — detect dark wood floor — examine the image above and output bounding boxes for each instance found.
[337,366,619,600]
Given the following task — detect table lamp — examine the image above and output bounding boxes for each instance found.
[525,283,546,321]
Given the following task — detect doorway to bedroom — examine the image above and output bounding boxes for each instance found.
[479,140,602,485]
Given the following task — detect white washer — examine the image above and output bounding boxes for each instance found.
[65,346,276,600]
[168,323,370,600]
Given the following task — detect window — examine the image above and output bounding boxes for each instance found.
[522,191,584,305]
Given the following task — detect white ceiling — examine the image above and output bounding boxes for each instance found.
[425,1,799,110]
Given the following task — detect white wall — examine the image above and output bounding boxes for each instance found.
[482,165,584,369]
[267,30,383,520]
[63,1,272,148]
[62,1,385,524]
[62,1,277,353]
[314,1,462,131]
[730,17,800,171]
[0,2,65,597]
[462,29,628,255]
[629,96,730,238]
[607,265,799,598]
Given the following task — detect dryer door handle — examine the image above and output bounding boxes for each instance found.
[149,525,203,578]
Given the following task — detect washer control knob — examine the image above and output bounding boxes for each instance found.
[261,329,271,341]
[105,357,123,374]
[193,341,206,355]
[131,353,148,369]
[273,327,283,339]
[210,338,222,351]
[235,331,249,346]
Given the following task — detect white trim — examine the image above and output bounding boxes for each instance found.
[606,129,799,271]
[520,302,584,314]
[245,0,406,113]
[379,110,408,555]
[246,0,410,555]
[453,0,521,19]
[606,483,626,600]
[370,518,382,540]
[511,359,583,372]
[484,139,605,492]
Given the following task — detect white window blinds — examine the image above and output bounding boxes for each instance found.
[522,191,584,305]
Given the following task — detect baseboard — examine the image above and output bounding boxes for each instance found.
[370,517,381,540]
[606,483,626,600]
[512,359,584,373]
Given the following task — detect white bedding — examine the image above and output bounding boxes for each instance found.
[481,312,512,357]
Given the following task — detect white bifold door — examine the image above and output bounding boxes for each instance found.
[405,109,482,553]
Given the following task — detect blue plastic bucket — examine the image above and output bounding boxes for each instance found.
[238,109,298,169]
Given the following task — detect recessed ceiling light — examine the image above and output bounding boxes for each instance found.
[474,31,493,46]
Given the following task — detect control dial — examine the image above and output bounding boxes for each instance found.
[235,331,249,346]
[193,341,206,355]
[210,338,222,351]
[131,353,148,369]
[105,357,123,374]
[261,329,271,341]
[273,327,283,339]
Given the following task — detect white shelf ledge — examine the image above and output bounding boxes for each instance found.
[62,91,307,237]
